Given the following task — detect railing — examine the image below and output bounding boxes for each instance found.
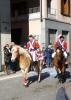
[48,8,56,15]
[11,7,40,17]
[12,7,57,17]
[48,8,56,19]
[12,7,57,20]
[29,7,40,13]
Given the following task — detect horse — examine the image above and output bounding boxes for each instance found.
[52,47,66,83]
[11,45,44,86]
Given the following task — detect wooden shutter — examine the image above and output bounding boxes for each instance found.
[61,0,70,16]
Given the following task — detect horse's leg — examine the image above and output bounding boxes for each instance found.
[32,62,37,72]
[54,65,63,84]
[53,65,59,78]
[33,61,42,82]
[37,60,43,82]
[21,68,29,86]
[4,64,7,73]
[37,61,41,82]
[4,63,9,75]
[61,66,66,83]
[33,61,40,82]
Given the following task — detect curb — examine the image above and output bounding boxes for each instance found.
[0,72,6,77]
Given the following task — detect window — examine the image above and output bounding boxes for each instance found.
[62,31,68,40]
[48,29,57,45]
[61,0,70,16]
[47,0,51,14]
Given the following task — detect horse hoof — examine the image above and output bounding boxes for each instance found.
[59,79,62,83]
[22,79,29,87]
[59,79,65,84]
[22,83,29,87]
[62,79,66,83]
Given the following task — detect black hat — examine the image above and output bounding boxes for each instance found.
[60,35,64,39]
[29,35,33,37]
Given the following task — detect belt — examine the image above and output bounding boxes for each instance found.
[29,49,35,51]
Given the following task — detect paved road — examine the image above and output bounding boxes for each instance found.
[0,67,71,100]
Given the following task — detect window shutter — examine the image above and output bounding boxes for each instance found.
[61,0,70,16]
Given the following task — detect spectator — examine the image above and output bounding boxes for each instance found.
[44,43,54,67]
[3,44,11,74]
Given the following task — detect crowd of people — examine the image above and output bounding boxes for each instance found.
[3,34,68,75]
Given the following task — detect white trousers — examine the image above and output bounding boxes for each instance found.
[29,50,38,61]
[52,51,68,59]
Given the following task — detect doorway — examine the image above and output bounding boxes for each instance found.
[11,28,22,45]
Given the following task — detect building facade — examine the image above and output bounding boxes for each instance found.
[0,0,71,70]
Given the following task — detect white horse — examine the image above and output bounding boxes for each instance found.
[11,45,44,86]
[11,45,32,86]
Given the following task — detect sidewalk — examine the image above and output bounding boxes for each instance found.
[0,71,6,77]
[0,71,22,81]
[0,71,21,77]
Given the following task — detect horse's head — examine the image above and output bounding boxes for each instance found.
[11,45,32,62]
[11,46,19,62]
[56,47,63,56]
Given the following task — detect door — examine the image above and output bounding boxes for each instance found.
[11,29,22,45]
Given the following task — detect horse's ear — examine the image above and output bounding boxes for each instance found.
[15,46,19,50]
[17,47,19,51]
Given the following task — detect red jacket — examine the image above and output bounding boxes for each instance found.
[54,40,67,50]
[26,40,40,50]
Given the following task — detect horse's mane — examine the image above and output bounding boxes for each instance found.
[18,46,32,59]
[55,47,64,61]
[12,45,31,59]
[19,46,27,54]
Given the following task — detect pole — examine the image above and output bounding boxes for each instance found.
[0,15,2,71]
[40,0,43,22]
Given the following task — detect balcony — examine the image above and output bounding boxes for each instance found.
[48,8,56,19]
[29,7,40,13]
[29,7,40,20]
[11,7,58,21]
[11,7,40,21]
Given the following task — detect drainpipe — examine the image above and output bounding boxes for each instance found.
[40,0,46,49]
[40,0,43,22]
[0,16,2,71]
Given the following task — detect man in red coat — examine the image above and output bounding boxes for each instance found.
[52,36,68,59]
[55,36,67,51]
[26,35,40,61]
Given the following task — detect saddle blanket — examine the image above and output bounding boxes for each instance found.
[36,52,44,61]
